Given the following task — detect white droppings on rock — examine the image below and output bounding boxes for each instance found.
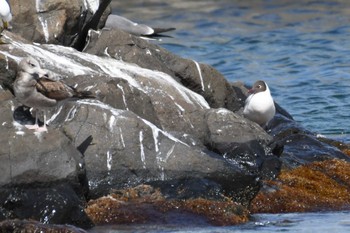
[139,130,146,169]
[104,47,111,57]
[140,118,189,148]
[65,106,78,122]
[3,33,210,112]
[107,151,112,171]
[164,144,176,163]
[12,121,25,136]
[84,85,96,91]
[5,55,9,69]
[117,84,129,110]
[216,108,231,115]
[77,99,124,118]
[108,115,116,131]
[36,0,49,42]
[119,127,126,148]
[193,60,205,92]
[47,106,63,125]
[15,131,25,136]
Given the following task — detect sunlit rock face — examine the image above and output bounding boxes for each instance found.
[84,29,243,112]
[0,26,280,225]
[8,0,109,45]
[2,0,347,229]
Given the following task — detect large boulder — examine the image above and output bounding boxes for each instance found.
[84,29,243,111]
[0,92,91,227]
[0,1,348,227]
[0,30,279,226]
[9,0,110,46]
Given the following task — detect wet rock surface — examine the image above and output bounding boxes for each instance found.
[85,185,249,226]
[0,0,349,230]
[0,219,87,233]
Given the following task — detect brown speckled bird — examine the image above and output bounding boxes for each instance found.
[13,56,95,132]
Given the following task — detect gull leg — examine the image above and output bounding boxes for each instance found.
[0,25,4,44]
[25,109,40,130]
[35,110,48,132]
[3,20,8,30]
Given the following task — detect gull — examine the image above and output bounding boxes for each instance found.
[0,0,12,30]
[243,80,276,127]
[104,14,175,37]
[0,0,12,44]
[13,57,95,132]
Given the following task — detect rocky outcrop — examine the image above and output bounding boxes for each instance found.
[84,29,243,111]
[0,219,87,233]
[9,0,110,47]
[0,29,277,227]
[0,0,349,230]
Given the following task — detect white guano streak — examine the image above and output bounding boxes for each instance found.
[36,0,49,42]
[107,151,112,171]
[117,84,129,110]
[108,115,116,131]
[119,127,126,148]
[139,131,146,168]
[193,60,205,92]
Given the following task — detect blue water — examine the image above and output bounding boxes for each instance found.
[112,0,350,143]
[99,1,350,232]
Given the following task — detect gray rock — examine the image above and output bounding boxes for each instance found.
[0,30,276,226]
[51,100,260,203]
[0,96,91,227]
[84,29,243,111]
[269,113,350,168]
[8,0,110,46]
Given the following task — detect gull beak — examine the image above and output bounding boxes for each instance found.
[248,88,255,94]
[33,69,49,80]
[39,70,50,79]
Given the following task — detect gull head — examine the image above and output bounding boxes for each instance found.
[18,57,48,79]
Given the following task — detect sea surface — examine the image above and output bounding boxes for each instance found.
[90,211,350,233]
[91,0,350,232]
[111,0,350,143]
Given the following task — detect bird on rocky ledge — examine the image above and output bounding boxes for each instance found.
[13,57,95,132]
[0,0,12,30]
[243,80,276,127]
[104,14,175,38]
[0,0,12,44]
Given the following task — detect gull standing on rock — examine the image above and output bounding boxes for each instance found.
[13,57,95,132]
[243,80,276,127]
[0,0,12,30]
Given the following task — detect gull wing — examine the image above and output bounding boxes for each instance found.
[105,14,154,35]
[36,78,73,101]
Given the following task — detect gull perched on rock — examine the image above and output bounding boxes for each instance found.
[0,0,12,44]
[0,0,12,30]
[104,14,175,37]
[13,57,95,132]
[243,80,276,127]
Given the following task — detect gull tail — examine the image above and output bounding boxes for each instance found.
[152,27,176,34]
